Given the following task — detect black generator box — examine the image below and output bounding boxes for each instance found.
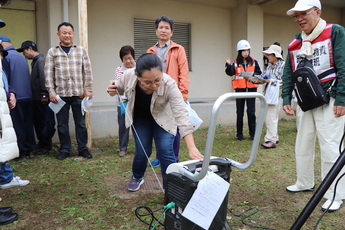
[164,158,232,230]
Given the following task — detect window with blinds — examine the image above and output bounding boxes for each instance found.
[133,19,191,70]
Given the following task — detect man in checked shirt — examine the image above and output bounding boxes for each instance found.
[45,22,93,160]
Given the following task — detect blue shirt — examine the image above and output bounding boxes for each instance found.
[2,46,32,102]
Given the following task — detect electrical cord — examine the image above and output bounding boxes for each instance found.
[228,207,278,230]
[135,202,175,230]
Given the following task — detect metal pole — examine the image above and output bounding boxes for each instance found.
[78,0,92,150]
[291,150,345,229]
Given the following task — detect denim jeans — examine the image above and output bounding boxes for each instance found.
[56,96,87,153]
[131,117,176,183]
[0,162,13,185]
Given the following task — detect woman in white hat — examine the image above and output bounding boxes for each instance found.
[261,44,285,149]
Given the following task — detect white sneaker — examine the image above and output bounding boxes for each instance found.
[286,184,314,193]
[321,199,343,212]
[0,176,30,189]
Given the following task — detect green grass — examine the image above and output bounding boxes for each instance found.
[1,118,343,230]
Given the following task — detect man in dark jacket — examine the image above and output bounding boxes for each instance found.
[17,41,55,155]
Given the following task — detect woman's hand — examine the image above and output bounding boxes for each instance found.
[225,58,231,65]
[188,146,204,161]
[184,134,204,160]
[107,82,118,97]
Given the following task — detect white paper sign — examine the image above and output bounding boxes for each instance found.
[48,95,66,114]
[182,171,230,230]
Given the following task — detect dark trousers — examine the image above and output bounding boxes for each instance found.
[117,106,129,152]
[173,129,180,162]
[10,100,36,157]
[235,88,257,139]
[56,96,87,153]
[33,100,55,150]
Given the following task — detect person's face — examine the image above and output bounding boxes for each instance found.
[57,25,74,46]
[241,49,250,58]
[265,53,278,64]
[292,8,321,34]
[122,54,135,69]
[22,48,34,60]
[156,21,173,43]
[137,68,163,94]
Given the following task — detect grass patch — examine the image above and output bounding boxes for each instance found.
[2,118,342,229]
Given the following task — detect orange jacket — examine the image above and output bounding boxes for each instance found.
[147,40,190,99]
[232,62,259,89]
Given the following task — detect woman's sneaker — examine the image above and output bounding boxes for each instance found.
[127,178,144,192]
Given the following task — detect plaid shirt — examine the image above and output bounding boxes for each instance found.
[45,44,93,97]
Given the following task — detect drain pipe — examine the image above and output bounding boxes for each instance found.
[62,0,68,22]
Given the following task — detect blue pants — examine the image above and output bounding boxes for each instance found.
[56,96,87,153]
[0,162,13,185]
[131,117,176,183]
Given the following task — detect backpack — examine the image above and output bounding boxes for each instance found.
[292,58,331,112]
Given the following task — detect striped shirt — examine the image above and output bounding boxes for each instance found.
[45,44,93,97]
[263,59,285,95]
[265,59,285,82]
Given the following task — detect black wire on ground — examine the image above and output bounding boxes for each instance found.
[135,202,175,230]
[228,207,278,230]
[135,206,165,229]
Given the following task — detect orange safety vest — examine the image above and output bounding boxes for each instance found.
[232,61,259,89]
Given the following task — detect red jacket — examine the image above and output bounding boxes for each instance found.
[147,40,190,99]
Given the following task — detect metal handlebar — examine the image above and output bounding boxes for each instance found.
[179,92,267,181]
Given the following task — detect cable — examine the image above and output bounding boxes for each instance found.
[229,207,278,230]
[135,202,175,230]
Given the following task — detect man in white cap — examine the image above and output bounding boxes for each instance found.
[282,0,345,212]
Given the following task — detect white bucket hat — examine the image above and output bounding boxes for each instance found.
[263,45,282,59]
[286,0,321,15]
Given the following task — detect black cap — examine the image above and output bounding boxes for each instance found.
[16,40,37,52]
[0,44,8,57]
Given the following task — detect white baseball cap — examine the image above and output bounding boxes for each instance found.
[286,0,321,15]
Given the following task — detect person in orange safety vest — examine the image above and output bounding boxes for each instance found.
[225,40,262,141]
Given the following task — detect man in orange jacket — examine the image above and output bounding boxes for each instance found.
[147,16,190,167]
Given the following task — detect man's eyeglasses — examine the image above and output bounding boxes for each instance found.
[292,8,317,21]
[138,77,162,87]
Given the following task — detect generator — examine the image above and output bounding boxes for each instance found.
[164,92,267,230]
[164,158,232,230]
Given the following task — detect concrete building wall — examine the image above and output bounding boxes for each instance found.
[2,0,345,141]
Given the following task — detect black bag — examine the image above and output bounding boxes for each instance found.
[292,58,330,112]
